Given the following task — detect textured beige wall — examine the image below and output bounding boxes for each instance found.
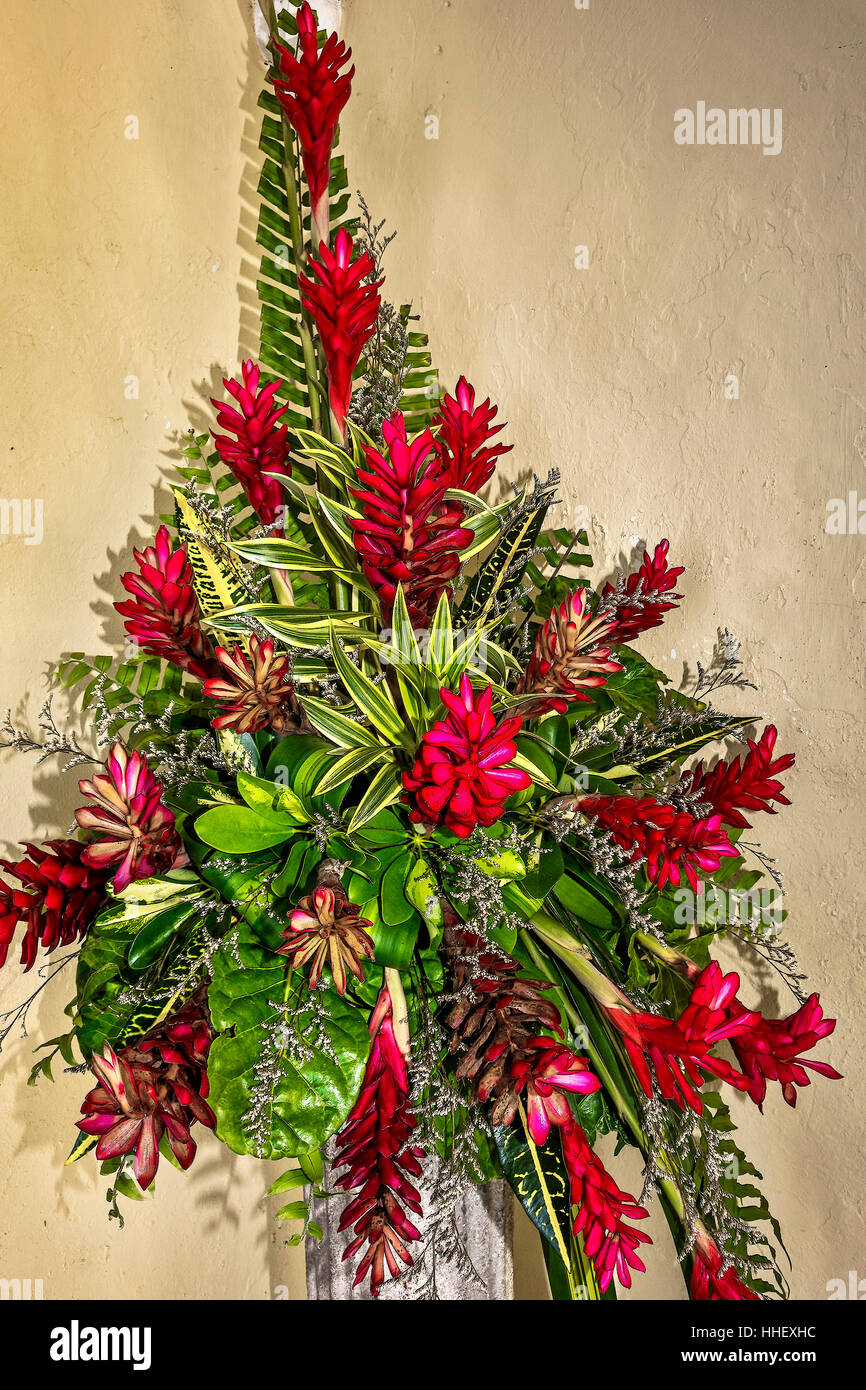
[1,0,863,1301]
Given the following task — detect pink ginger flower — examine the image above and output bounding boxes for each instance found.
[299,227,382,435]
[728,992,841,1109]
[432,376,512,493]
[602,539,684,642]
[334,981,423,1297]
[211,360,291,527]
[115,526,215,679]
[271,2,354,247]
[679,724,795,830]
[577,793,737,891]
[512,1038,601,1145]
[350,411,472,626]
[75,744,183,893]
[607,963,759,1113]
[0,840,109,971]
[560,1119,651,1292]
[402,675,531,838]
[690,1228,760,1301]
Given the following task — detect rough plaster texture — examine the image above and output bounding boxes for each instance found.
[0,0,863,1300]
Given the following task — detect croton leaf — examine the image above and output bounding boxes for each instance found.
[206,921,371,1159]
[72,880,215,1058]
[493,1118,573,1261]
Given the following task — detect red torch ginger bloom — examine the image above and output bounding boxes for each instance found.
[115,526,215,679]
[601,539,684,643]
[334,980,423,1296]
[728,992,841,1110]
[560,1119,651,1292]
[608,963,759,1113]
[350,411,474,625]
[433,376,512,493]
[577,793,737,891]
[402,675,531,838]
[0,840,109,971]
[690,1228,760,1301]
[513,1039,601,1145]
[211,360,291,528]
[278,885,375,995]
[203,635,297,734]
[76,995,215,1190]
[271,2,354,247]
[517,587,623,715]
[679,724,795,830]
[299,227,382,435]
[75,744,183,893]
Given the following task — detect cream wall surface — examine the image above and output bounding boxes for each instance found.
[1,0,862,1301]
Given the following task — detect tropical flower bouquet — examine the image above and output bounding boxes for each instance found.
[0,4,839,1301]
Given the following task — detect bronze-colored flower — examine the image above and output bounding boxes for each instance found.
[278,886,375,995]
[518,588,622,712]
[203,634,298,734]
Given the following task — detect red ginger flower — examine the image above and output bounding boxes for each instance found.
[601,539,684,642]
[350,411,474,626]
[690,1228,760,1301]
[211,360,291,528]
[607,963,759,1113]
[115,525,215,679]
[514,1038,601,1145]
[728,992,841,1110]
[432,376,512,493]
[334,980,423,1297]
[560,1119,651,1292]
[203,635,297,734]
[402,675,531,838]
[517,587,623,715]
[0,840,109,971]
[679,724,795,830]
[271,2,354,246]
[278,885,375,994]
[299,227,381,435]
[76,994,215,1191]
[75,743,183,894]
[578,793,737,891]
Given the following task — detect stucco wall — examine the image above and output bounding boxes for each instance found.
[0,0,862,1301]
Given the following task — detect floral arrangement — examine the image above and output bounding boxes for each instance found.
[0,4,840,1301]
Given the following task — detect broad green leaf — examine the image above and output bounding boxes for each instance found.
[195,804,298,853]
[206,923,371,1158]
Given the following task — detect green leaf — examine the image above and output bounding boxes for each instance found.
[330,628,406,744]
[346,761,403,833]
[206,923,371,1158]
[194,804,298,853]
[127,901,199,971]
[315,745,387,795]
[404,858,444,946]
[493,1119,573,1263]
[275,1200,309,1222]
[300,695,381,749]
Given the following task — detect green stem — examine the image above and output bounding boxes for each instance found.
[279,114,323,436]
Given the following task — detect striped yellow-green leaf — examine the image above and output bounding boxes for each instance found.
[329,625,407,745]
[346,760,403,833]
[300,695,381,750]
